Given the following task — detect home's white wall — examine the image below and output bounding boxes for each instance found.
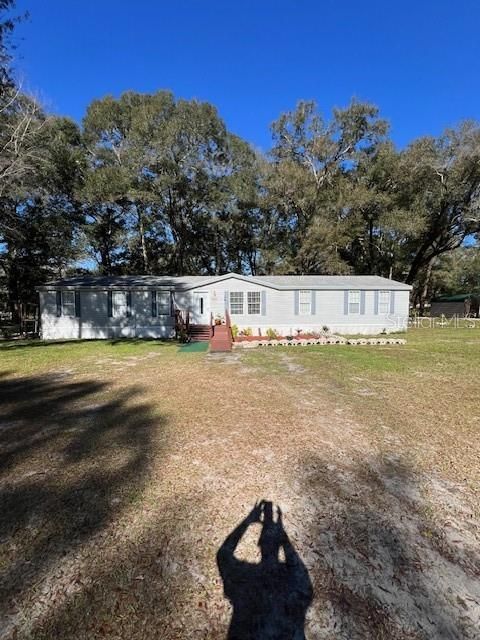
[39,278,410,340]
[133,290,175,337]
[190,277,409,335]
[40,290,175,340]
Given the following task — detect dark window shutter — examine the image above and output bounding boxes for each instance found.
[374,290,379,315]
[294,290,299,315]
[126,291,132,317]
[74,291,81,317]
[261,291,267,316]
[107,291,113,317]
[151,291,157,317]
[390,291,396,314]
[360,290,366,315]
[56,291,62,317]
[344,290,349,315]
[311,290,316,315]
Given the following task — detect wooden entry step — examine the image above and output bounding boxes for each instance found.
[188,324,212,342]
[210,324,232,352]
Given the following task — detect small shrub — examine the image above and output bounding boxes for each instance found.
[266,327,279,340]
[241,327,253,336]
[322,325,330,334]
[231,324,239,338]
[0,326,14,339]
[178,328,189,343]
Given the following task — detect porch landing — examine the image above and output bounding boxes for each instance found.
[209,324,232,352]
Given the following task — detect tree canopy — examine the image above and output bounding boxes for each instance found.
[1,7,479,318]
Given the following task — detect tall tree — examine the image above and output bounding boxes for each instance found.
[266,99,388,273]
[1,115,84,316]
[397,122,480,286]
[81,90,261,276]
[0,0,26,95]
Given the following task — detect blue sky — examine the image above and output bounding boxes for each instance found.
[13,0,480,151]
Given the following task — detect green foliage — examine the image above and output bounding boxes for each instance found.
[0,0,27,94]
[240,327,253,336]
[1,73,479,314]
[80,90,262,276]
[231,324,239,338]
[266,327,279,339]
[177,328,189,343]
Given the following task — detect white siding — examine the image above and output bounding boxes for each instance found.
[40,290,175,340]
[39,276,410,340]
[190,277,409,335]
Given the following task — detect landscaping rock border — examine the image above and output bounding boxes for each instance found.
[233,335,407,348]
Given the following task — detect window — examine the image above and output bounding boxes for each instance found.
[348,290,360,314]
[299,290,311,315]
[158,292,170,315]
[62,291,75,316]
[112,291,128,317]
[230,291,244,314]
[247,291,261,315]
[152,291,171,316]
[378,290,390,314]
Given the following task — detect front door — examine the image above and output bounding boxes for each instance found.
[192,292,210,324]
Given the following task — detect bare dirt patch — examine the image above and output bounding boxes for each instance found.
[278,352,307,373]
[0,343,479,639]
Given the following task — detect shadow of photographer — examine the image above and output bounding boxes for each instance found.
[217,500,312,640]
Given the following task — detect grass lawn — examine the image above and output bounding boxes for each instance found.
[0,329,479,639]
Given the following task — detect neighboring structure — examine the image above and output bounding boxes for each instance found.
[37,273,411,340]
[430,293,480,318]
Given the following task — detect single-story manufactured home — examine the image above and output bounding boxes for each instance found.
[37,273,411,340]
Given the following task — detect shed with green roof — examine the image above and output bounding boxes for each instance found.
[430,293,479,317]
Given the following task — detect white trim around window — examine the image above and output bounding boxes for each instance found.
[112,291,128,317]
[61,291,75,316]
[157,291,171,315]
[247,291,261,315]
[229,291,244,315]
[348,290,360,314]
[152,291,171,317]
[378,290,390,314]
[298,290,311,315]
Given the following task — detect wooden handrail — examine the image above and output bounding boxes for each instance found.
[225,308,234,341]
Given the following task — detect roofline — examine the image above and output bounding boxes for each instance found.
[180,272,413,291]
[180,272,284,290]
[36,284,175,292]
[36,272,412,292]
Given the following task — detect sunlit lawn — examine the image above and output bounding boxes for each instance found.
[243,327,480,488]
[0,328,478,639]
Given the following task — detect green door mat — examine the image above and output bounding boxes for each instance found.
[178,341,209,353]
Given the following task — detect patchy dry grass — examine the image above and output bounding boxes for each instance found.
[242,328,480,493]
[0,330,479,639]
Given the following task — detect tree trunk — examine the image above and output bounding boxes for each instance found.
[137,206,149,273]
[405,236,434,285]
[418,258,434,315]
[368,218,374,273]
